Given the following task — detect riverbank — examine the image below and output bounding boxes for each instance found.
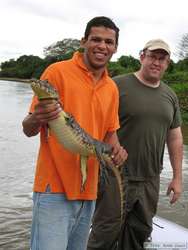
[0,77,30,83]
[1,77,188,124]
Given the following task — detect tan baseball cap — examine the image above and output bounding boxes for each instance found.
[143,39,171,55]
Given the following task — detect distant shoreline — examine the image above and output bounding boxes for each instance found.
[0,77,31,83]
[1,77,187,124]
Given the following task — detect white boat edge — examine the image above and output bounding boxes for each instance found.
[145,216,188,249]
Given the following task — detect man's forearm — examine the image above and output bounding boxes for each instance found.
[168,143,183,180]
[167,127,183,180]
[104,131,120,146]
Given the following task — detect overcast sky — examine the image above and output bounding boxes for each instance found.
[1,0,188,63]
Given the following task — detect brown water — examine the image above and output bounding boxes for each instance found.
[0,80,187,250]
[0,80,38,250]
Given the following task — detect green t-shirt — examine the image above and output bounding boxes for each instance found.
[114,74,182,180]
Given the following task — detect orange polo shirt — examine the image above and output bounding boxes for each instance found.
[29,52,119,200]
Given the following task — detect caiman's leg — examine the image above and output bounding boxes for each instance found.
[80,156,88,192]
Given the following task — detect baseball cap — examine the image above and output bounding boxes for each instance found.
[143,39,171,55]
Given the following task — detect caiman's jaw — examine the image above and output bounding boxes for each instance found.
[30,79,59,100]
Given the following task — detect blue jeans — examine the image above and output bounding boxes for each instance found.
[31,190,95,250]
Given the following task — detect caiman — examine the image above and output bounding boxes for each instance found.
[30,79,126,226]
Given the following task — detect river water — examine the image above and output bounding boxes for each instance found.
[0,80,188,250]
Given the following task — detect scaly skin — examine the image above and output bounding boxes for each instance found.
[30,79,126,226]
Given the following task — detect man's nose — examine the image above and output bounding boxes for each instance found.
[153,58,161,65]
[98,40,107,49]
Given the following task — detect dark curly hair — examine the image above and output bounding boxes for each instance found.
[84,16,119,45]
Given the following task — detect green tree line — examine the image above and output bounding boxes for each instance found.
[0,38,188,123]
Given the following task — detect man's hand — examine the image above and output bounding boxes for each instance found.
[111,143,128,166]
[166,178,182,204]
[22,99,62,137]
[33,100,62,125]
[103,131,128,167]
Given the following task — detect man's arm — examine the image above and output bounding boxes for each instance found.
[166,126,183,204]
[104,131,128,166]
[22,100,61,137]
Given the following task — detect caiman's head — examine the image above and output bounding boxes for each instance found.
[30,79,59,100]
[30,79,73,123]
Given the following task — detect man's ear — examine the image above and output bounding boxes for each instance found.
[114,45,118,53]
[80,37,86,48]
[140,52,145,63]
[167,57,171,66]
[165,58,170,70]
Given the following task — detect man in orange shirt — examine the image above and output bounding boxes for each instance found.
[22,16,127,250]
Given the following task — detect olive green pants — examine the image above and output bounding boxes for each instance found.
[87,172,160,250]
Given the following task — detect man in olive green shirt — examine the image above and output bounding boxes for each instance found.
[87,39,183,250]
